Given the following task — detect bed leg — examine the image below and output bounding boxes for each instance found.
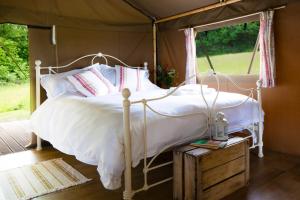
[37,136,42,151]
[258,143,263,158]
[122,88,133,200]
[257,80,264,158]
[258,121,264,158]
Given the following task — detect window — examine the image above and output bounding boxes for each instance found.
[196,21,260,75]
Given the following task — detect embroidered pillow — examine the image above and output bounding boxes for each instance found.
[115,65,147,92]
[41,63,100,98]
[67,68,116,97]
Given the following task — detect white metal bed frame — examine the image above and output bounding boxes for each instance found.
[34,52,264,200]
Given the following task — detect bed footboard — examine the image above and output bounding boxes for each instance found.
[121,72,264,200]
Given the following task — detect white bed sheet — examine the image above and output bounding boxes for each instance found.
[31,88,263,190]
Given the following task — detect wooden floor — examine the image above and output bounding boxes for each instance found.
[0,148,299,200]
[0,120,31,155]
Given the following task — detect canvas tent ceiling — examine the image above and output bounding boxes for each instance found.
[0,0,287,31]
[127,0,221,19]
[126,0,287,30]
[0,0,223,26]
[155,0,287,30]
[0,0,151,31]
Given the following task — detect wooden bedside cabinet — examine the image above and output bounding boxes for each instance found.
[173,137,249,200]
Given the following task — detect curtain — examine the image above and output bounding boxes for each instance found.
[184,28,197,84]
[259,10,275,88]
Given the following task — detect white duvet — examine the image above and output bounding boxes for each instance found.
[31,88,262,190]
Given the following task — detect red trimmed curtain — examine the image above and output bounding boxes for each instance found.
[184,28,197,84]
[259,10,275,88]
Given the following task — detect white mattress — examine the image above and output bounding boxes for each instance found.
[31,88,263,190]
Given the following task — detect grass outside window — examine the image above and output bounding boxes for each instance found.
[0,82,30,122]
[197,52,259,75]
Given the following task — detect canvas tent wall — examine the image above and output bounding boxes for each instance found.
[0,0,154,110]
[153,0,287,83]
[1,0,300,157]
[0,0,287,86]
[133,0,286,84]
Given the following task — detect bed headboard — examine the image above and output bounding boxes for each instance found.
[36,52,148,75]
[34,52,148,106]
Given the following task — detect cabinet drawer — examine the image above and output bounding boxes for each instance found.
[201,142,245,171]
[202,156,245,189]
[203,172,246,200]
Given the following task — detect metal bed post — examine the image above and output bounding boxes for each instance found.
[122,88,133,200]
[256,80,264,158]
[35,60,42,151]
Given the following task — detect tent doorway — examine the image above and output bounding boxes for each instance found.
[0,23,31,155]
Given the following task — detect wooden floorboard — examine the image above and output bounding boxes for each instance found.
[0,128,14,155]
[0,147,172,200]
[0,120,31,155]
[0,148,299,200]
[224,150,300,200]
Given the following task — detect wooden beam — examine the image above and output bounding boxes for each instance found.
[155,0,241,24]
[153,23,157,83]
[192,4,285,31]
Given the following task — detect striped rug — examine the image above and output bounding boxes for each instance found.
[0,158,91,200]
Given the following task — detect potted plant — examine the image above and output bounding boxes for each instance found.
[156,65,177,88]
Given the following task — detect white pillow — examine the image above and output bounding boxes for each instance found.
[115,65,148,92]
[97,64,116,85]
[97,64,150,87]
[67,68,116,97]
[40,63,99,98]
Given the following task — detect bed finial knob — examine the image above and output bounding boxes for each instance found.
[122,88,131,99]
[35,60,41,66]
[256,80,262,87]
[97,52,103,57]
[143,62,148,70]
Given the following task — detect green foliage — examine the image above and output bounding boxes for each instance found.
[196,22,259,57]
[157,65,177,88]
[0,24,29,84]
